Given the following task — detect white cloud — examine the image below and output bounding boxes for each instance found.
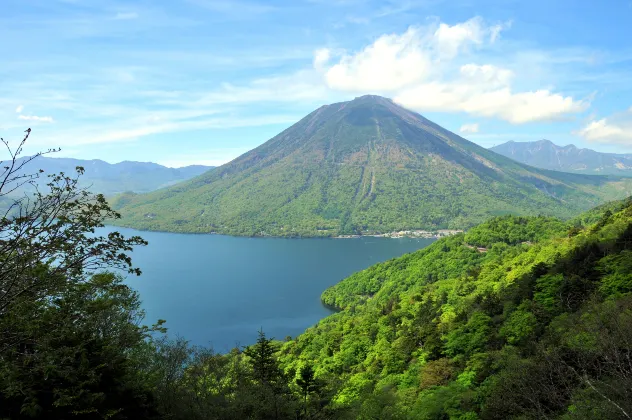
[34,114,300,147]
[460,63,513,86]
[18,115,54,123]
[315,18,585,124]
[576,108,632,145]
[313,48,331,71]
[395,80,586,124]
[489,20,512,43]
[15,105,23,113]
[320,27,431,92]
[459,123,479,134]
[1,12,601,160]
[194,70,334,105]
[0,63,330,154]
[318,17,503,93]
[434,17,488,59]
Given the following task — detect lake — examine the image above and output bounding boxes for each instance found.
[101,226,435,352]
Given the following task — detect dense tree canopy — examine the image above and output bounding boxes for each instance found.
[0,131,157,419]
[2,129,632,419]
[278,197,632,419]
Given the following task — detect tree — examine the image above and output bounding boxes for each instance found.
[296,364,320,418]
[0,129,147,320]
[0,273,161,419]
[244,330,281,385]
[242,330,297,420]
[0,129,158,418]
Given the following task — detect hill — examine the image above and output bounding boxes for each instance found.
[127,197,632,419]
[491,139,632,176]
[112,95,632,236]
[8,156,214,196]
[4,144,632,419]
[274,197,632,418]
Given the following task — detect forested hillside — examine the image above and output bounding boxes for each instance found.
[2,132,632,419]
[277,197,632,419]
[132,196,632,419]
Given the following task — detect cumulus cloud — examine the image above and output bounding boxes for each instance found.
[15,105,23,113]
[315,18,585,124]
[459,123,479,134]
[320,27,431,92]
[394,79,585,124]
[433,17,489,59]
[18,115,54,123]
[576,108,632,145]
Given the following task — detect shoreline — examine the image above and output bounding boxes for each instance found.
[105,223,463,240]
[334,229,464,240]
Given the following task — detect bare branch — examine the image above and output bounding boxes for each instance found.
[0,129,146,316]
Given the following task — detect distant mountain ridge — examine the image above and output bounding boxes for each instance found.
[112,95,632,237]
[9,156,214,196]
[491,139,632,176]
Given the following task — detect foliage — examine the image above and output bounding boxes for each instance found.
[4,129,632,419]
[0,273,160,419]
[143,334,340,420]
[111,96,632,237]
[0,130,158,419]
[278,196,632,419]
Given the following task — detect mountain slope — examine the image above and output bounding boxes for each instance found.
[491,139,632,176]
[10,156,214,196]
[112,95,632,236]
[277,197,632,418]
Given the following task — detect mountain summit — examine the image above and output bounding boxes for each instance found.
[113,95,632,236]
[491,139,632,176]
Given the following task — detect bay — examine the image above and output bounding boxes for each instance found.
[100,226,435,352]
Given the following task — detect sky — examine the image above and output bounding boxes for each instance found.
[1,0,632,167]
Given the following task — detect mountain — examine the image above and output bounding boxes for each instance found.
[491,139,632,176]
[8,156,214,196]
[112,95,632,236]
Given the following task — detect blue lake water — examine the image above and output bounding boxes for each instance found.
[101,227,434,352]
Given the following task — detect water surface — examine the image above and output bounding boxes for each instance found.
[101,227,434,352]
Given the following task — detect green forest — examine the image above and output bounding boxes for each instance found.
[109,96,632,237]
[2,132,632,419]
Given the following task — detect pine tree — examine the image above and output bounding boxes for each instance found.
[296,364,319,418]
[244,329,280,385]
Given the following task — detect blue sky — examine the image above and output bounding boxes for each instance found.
[1,0,632,167]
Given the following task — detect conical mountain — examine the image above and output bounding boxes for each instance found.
[112,95,632,236]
